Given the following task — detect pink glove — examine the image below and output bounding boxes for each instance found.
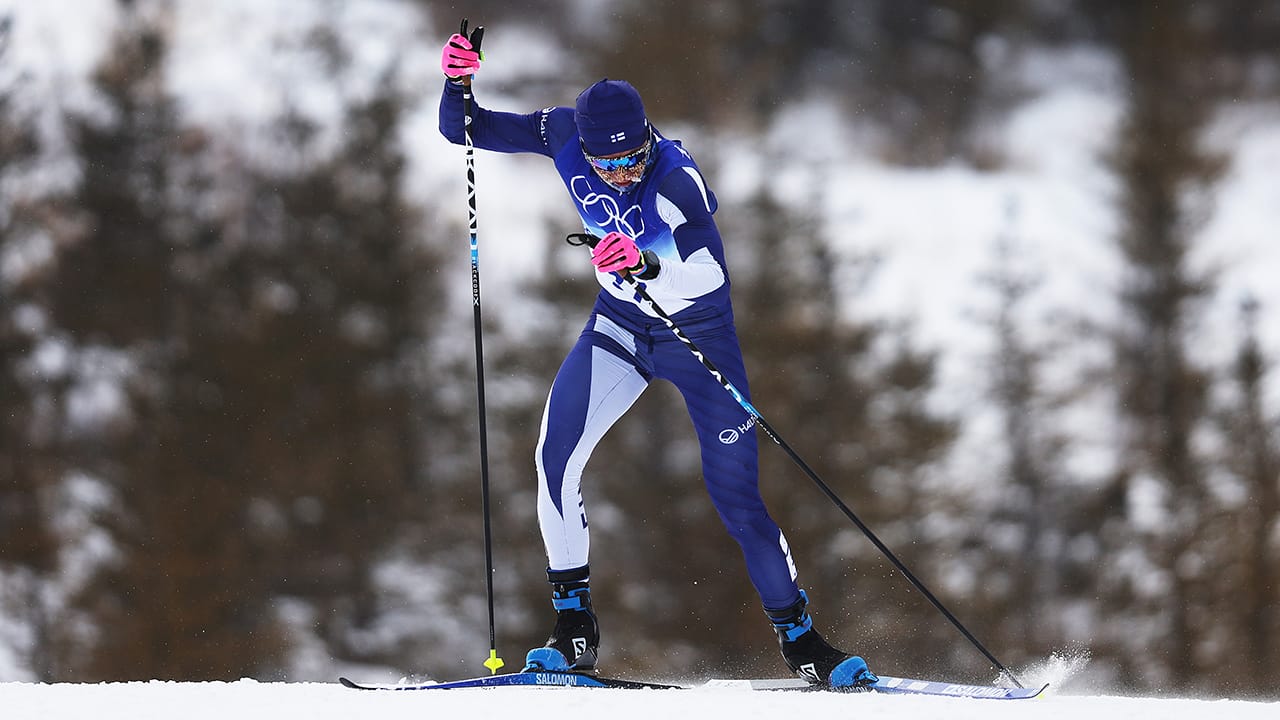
[591,231,644,275]
[440,33,480,78]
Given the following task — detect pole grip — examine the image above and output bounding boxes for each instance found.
[458,18,484,87]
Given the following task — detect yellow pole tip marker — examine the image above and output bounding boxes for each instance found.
[484,649,505,674]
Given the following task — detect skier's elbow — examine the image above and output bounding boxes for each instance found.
[439,123,465,145]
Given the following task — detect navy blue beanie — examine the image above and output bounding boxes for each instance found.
[575,79,649,155]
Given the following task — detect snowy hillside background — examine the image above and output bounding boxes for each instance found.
[2,0,1280,703]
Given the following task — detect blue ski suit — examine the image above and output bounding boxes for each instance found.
[439,81,801,610]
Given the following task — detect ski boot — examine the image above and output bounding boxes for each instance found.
[766,590,877,689]
[524,566,599,673]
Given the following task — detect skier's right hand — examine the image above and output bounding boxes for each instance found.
[441,33,481,79]
[591,231,646,275]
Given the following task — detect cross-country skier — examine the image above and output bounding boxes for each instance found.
[438,30,876,689]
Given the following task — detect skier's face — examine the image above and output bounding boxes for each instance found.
[583,135,651,188]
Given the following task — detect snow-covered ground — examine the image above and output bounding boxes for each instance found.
[5,648,1278,719]
[3,678,1277,720]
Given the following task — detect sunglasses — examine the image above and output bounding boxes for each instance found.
[582,136,652,172]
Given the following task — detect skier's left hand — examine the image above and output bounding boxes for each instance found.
[590,231,645,275]
[441,33,481,79]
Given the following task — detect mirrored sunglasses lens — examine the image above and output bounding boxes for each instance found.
[599,163,645,182]
[587,141,649,171]
[592,153,638,170]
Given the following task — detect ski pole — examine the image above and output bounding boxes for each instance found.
[458,18,503,676]
[565,232,1024,687]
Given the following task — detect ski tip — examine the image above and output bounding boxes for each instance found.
[1009,681,1051,699]
[338,677,363,690]
[868,674,1050,700]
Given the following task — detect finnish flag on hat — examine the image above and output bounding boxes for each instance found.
[575,79,649,156]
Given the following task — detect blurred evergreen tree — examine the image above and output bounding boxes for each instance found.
[579,0,1034,166]
[965,200,1092,673]
[181,74,449,677]
[33,4,303,680]
[842,0,1027,166]
[0,10,60,680]
[1212,297,1280,692]
[1094,0,1224,693]
[31,2,450,680]
[0,7,40,570]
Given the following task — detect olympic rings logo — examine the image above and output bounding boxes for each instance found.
[571,175,645,239]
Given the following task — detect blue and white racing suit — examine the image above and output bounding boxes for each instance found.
[440,81,801,610]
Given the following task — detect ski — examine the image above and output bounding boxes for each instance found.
[340,672,1045,699]
[338,671,683,691]
[705,675,1046,699]
[871,675,1046,699]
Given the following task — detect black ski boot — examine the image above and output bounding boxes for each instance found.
[524,566,599,672]
[766,590,876,689]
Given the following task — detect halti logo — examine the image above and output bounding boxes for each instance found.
[609,131,627,143]
[719,415,758,444]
